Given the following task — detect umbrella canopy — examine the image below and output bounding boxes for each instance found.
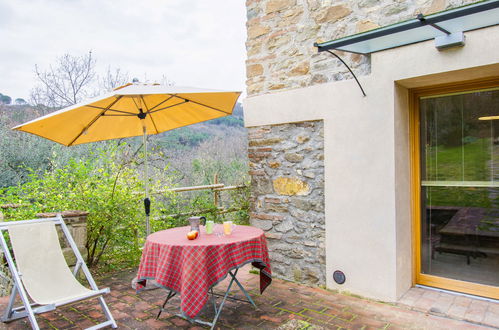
[13,83,241,236]
[13,83,241,146]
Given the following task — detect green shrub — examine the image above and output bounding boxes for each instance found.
[0,143,171,268]
[0,142,250,270]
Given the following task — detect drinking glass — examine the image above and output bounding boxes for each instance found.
[223,221,236,235]
[205,220,214,234]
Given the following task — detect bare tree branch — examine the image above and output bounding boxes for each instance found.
[30,51,96,108]
[99,66,130,92]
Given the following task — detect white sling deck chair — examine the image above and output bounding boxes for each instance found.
[0,214,117,330]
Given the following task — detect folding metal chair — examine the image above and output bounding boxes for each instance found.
[0,214,117,330]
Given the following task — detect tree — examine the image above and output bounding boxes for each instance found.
[14,98,27,105]
[0,94,12,104]
[99,66,130,92]
[30,51,96,108]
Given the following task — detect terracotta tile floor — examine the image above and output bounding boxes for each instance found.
[0,264,497,329]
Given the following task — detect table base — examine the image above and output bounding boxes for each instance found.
[156,268,257,330]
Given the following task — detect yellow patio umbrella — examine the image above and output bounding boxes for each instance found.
[13,82,241,235]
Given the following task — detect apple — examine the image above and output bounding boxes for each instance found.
[186,230,199,240]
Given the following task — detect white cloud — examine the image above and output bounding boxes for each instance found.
[0,0,247,101]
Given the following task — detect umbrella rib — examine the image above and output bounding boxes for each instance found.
[140,95,159,134]
[101,113,136,116]
[148,100,188,114]
[67,96,122,146]
[174,96,232,115]
[131,96,141,111]
[140,95,150,112]
[86,105,136,115]
[148,95,176,111]
[106,109,138,115]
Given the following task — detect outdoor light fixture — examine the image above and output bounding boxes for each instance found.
[434,32,466,50]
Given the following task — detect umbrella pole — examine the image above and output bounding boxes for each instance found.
[143,126,151,237]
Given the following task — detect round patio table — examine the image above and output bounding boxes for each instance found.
[136,224,272,320]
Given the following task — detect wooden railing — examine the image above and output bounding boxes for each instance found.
[2,176,248,221]
[134,175,248,220]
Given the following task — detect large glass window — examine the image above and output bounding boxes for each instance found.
[420,88,499,287]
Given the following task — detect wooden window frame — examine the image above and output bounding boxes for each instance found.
[410,77,499,299]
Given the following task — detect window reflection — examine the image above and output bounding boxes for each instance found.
[420,89,499,287]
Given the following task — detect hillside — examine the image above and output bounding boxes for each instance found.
[152,102,245,150]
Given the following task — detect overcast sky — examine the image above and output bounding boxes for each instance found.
[0,0,247,102]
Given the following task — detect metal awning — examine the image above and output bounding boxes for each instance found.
[315,0,499,54]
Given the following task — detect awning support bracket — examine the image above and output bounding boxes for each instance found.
[417,13,466,50]
[325,50,367,97]
[417,14,451,35]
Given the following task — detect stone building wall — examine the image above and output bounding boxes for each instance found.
[245,0,479,96]
[248,120,325,285]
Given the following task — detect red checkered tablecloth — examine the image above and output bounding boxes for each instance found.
[136,224,272,318]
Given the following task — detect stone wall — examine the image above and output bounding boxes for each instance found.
[245,0,479,96]
[248,120,325,285]
[37,210,89,265]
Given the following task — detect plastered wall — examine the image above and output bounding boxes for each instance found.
[244,25,499,301]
